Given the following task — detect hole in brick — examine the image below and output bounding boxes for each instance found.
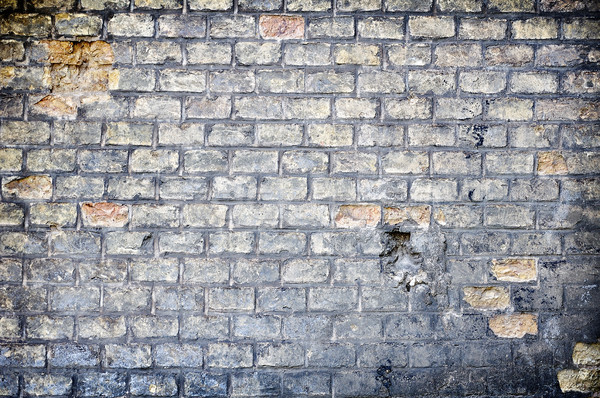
[381,229,425,291]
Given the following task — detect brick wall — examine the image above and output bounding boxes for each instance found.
[0,0,599,396]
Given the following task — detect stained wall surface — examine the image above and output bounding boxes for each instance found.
[0,0,599,396]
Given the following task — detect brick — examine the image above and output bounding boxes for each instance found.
[537,151,568,175]
[0,14,52,37]
[332,151,377,174]
[158,15,206,38]
[259,15,304,39]
[563,18,600,40]
[436,98,482,120]
[308,124,352,146]
[463,286,510,309]
[385,205,431,228]
[232,259,279,284]
[24,374,72,396]
[308,288,358,311]
[30,203,76,227]
[132,204,179,228]
[358,17,404,39]
[284,43,330,65]
[460,71,506,94]
[489,313,537,338]
[438,0,481,11]
[209,231,254,254]
[488,0,534,12]
[485,204,535,228]
[187,43,232,65]
[487,98,533,121]
[76,373,127,397]
[212,176,257,200]
[564,71,600,94]
[436,44,481,67]
[510,72,558,94]
[159,69,206,93]
[79,316,126,339]
[108,14,154,37]
[536,99,599,121]
[0,203,24,226]
[409,16,454,38]
[131,315,178,338]
[50,343,99,367]
[459,18,507,40]
[233,204,278,227]
[232,150,278,173]
[492,258,536,282]
[55,13,102,36]
[207,124,252,146]
[408,70,455,95]
[486,44,533,66]
[0,149,22,171]
[131,149,179,173]
[486,152,534,174]
[308,17,354,38]
[382,151,429,174]
[334,44,380,66]
[207,343,253,368]
[0,40,25,62]
[133,96,181,120]
[510,124,559,148]
[312,177,355,201]
[2,175,52,200]
[211,15,255,38]
[189,0,232,9]
[256,123,302,146]
[259,232,306,255]
[387,44,431,66]
[433,205,481,228]
[385,98,431,120]
[130,374,177,396]
[410,178,458,202]
[573,342,600,366]
[155,343,203,367]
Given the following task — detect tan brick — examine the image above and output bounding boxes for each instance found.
[463,286,510,310]
[573,342,600,366]
[563,18,600,40]
[512,17,558,39]
[491,258,536,282]
[81,202,129,227]
[538,151,569,175]
[488,0,534,12]
[558,369,600,393]
[409,16,454,38]
[489,313,538,338]
[384,206,430,228]
[2,175,52,200]
[335,204,380,228]
[259,15,304,39]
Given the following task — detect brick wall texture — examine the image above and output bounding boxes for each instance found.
[0,0,599,396]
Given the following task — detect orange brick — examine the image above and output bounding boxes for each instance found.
[259,15,304,39]
[82,202,128,227]
[335,204,380,228]
[489,313,537,338]
[491,258,536,282]
[3,175,52,200]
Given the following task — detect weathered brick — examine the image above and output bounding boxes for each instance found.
[411,179,458,202]
[189,0,232,10]
[211,15,256,38]
[0,14,52,37]
[488,0,534,12]
[0,203,24,226]
[158,15,206,38]
[459,18,507,39]
[30,203,76,227]
[489,313,538,338]
[209,231,255,254]
[108,14,154,37]
[334,44,380,66]
[436,98,482,120]
[284,43,330,65]
[492,258,536,282]
[382,151,429,174]
[463,286,510,310]
[486,44,533,66]
[563,18,600,40]
[409,16,454,38]
[55,13,103,36]
[387,44,431,66]
[385,98,432,120]
[187,43,232,65]
[260,15,304,39]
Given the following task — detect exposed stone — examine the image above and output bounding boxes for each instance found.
[558,369,600,393]
[489,313,538,338]
[538,151,569,175]
[384,206,431,228]
[491,258,536,281]
[463,286,510,309]
[335,204,381,228]
[81,202,129,227]
[259,15,304,39]
[2,175,52,200]
[573,342,600,366]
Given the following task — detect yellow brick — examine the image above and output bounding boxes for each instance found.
[491,258,536,282]
[489,313,537,338]
[463,286,510,310]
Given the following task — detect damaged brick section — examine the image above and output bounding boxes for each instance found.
[31,40,114,119]
[381,226,449,302]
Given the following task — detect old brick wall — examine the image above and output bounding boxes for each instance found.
[0,0,599,396]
